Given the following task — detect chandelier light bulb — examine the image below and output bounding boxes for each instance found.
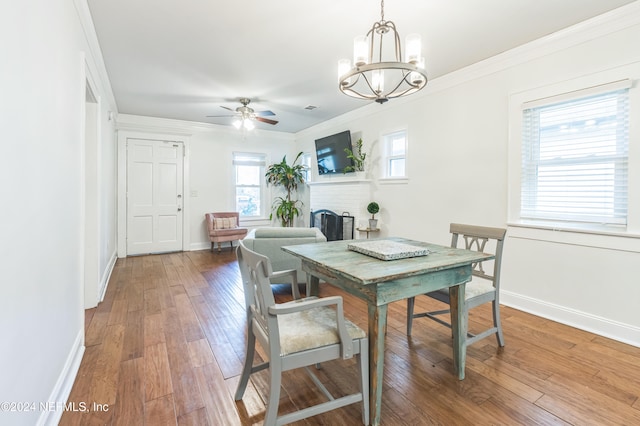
[372,69,384,93]
[353,35,368,66]
[405,33,422,64]
[338,59,351,85]
[410,57,426,85]
[232,119,242,129]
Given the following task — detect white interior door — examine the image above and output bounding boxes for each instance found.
[127,138,184,255]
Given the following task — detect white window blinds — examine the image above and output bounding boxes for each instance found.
[521,85,630,226]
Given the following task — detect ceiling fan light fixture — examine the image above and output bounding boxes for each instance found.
[243,119,255,131]
[208,98,278,130]
[338,0,428,104]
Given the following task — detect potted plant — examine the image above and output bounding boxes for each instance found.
[343,138,366,174]
[265,152,306,227]
[367,201,380,229]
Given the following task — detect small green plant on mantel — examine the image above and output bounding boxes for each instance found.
[367,201,380,229]
[343,138,366,173]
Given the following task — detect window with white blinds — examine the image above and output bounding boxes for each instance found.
[233,152,267,218]
[521,85,629,226]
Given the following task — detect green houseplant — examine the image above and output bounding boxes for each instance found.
[367,201,380,229]
[343,138,366,173]
[265,152,306,227]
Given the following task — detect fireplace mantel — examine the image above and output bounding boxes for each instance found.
[307,179,371,186]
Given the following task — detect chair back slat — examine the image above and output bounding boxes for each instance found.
[450,223,506,288]
[238,241,277,336]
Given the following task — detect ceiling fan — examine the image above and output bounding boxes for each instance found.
[207,97,278,130]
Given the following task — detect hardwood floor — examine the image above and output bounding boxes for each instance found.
[60,249,640,425]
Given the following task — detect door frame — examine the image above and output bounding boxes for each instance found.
[117,129,191,257]
[83,66,101,308]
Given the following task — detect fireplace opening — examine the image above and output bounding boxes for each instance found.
[310,209,354,241]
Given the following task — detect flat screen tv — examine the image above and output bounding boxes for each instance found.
[315,130,354,175]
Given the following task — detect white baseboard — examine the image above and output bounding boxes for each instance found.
[99,251,117,302]
[37,330,85,426]
[189,241,211,251]
[501,290,640,348]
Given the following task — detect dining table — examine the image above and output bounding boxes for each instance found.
[282,237,494,426]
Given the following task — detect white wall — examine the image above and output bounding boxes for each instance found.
[295,4,640,346]
[0,1,118,424]
[115,115,298,253]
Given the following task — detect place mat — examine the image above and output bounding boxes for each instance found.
[347,240,429,261]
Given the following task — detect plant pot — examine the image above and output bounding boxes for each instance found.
[368,219,378,230]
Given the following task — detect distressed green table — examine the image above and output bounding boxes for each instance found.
[282,237,494,426]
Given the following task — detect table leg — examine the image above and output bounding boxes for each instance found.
[368,303,387,426]
[307,274,320,297]
[450,282,467,380]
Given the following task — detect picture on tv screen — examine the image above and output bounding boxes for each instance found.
[315,130,354,175]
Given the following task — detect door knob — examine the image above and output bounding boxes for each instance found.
[178,207,182,212]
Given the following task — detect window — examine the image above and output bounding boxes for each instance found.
[300,152,312,182]
[521,84,629,227]
[383,130,407,178]
[233,152,266,218]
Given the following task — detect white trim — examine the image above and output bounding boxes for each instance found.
[99,251,117,302]
[117,131,191,257]
[307,179,371,186]
[501,290,640,348]
[521,78,632,110]
[72,0,117,112]
[378,177,409,185]
[37,330,85,426]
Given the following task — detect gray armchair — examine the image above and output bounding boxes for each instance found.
[242,227,327,283]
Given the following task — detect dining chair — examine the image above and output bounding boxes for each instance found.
[234,241,369,426]
[406,223,507,347]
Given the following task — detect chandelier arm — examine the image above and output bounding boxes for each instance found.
[393,23,402,62]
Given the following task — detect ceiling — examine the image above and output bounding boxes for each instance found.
[88,0,636,133]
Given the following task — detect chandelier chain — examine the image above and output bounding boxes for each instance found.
[381,0,385,21]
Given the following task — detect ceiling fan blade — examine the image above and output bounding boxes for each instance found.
[220,106,236,111]
[255,116,278,125]
[206,114,236,118]
[255,110,275,117]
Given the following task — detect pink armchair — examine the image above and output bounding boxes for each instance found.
[205,212,248,253]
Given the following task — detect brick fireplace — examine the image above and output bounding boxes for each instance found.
[308,178,372,239]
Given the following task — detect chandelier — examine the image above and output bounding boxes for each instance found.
[338,0,427,104]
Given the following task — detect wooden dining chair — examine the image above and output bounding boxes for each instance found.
[234,241,369,426]
[406,223,507,347]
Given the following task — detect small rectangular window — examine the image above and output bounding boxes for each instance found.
[300,152,312,182]
[521,84,629,227]
[233,152,266,218]
[383,130,407,178]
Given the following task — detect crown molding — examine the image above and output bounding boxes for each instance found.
[73,0,118,111]
[116,113,295,141]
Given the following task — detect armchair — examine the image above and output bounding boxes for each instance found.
[205,212,248,253]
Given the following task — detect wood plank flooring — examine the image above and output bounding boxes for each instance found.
[60,249,640,425]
